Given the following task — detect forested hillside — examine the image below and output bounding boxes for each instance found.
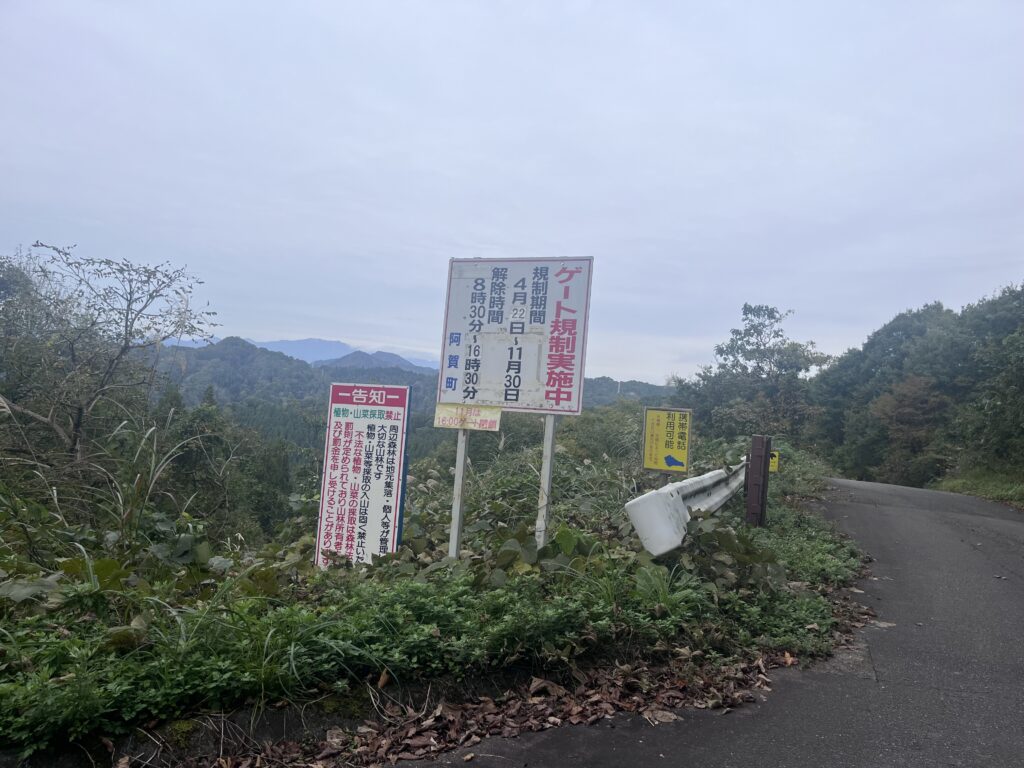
[158,336,673,463]
[674,290,1024,493]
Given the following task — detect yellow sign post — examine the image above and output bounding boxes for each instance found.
[642,407,692,473]
[769,450,780,473]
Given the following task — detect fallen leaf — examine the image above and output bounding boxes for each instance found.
[529,677,568,697]
[463,754,475,762]
[645,709,678,724]
[404,734,437,749]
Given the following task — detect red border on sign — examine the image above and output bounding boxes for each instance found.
[314,382,410,565]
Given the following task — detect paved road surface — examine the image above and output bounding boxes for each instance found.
[424,480,1024,768]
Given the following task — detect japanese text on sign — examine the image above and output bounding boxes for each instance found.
[437,257,593,414]
[433,403,503,431]
[642,408,692,473]
[315,384,410,567]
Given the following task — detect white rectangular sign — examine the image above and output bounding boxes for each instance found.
[314,383,409,567]
[437,257,593,414]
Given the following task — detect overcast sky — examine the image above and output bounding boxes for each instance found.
[1,1,1021,383]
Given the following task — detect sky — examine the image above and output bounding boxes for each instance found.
[1,1,1021,383]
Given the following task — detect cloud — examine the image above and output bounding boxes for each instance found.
[1,1,1021,383]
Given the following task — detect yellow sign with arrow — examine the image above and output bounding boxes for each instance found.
[642,407,692,473]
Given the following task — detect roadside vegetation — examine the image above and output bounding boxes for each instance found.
[7,242,1020,763]
[674,292,1024,499]
[932,470,1024,509]
[0,402,861,760]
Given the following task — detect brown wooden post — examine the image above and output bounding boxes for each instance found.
[745,435,772,526]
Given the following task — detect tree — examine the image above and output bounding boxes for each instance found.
[0,243,215,462]
[674,304,829,438]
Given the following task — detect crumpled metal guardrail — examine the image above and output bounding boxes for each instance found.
[624,461,747,556]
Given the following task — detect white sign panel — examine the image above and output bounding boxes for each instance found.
[314,383,409,567]
[437,257,593,414]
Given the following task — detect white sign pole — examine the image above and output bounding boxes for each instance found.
[535,414,559,547]
[436,257,593,555]
[448,428,469,558]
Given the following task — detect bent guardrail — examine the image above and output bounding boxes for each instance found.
[624,461,747,556]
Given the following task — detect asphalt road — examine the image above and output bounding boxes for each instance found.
[424,479,1024,768]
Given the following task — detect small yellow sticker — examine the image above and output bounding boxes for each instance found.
[642,407,692,473]
[769,451,780,473]
[433,403,503,431]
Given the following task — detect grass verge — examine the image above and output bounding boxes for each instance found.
[0,407,863,763]
[933,468,1024,510]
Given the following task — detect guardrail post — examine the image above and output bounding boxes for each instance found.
[745,435,772,527]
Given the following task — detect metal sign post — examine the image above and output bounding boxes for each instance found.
[448,428,469,558]
[436,257,594,555]
[535,414,559,547]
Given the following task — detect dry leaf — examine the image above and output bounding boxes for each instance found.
[529,677,568,697]
[315,746,345,760]
[377,669,390,688]
[646,709,678,724]
[463,754,475,762]
[326,728,348,744]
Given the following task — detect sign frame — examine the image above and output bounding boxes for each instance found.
[436,256,594,416]
[314,382,411,567]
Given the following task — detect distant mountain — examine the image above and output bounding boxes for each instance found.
[400,354,441,370]
[159,337,438,408]
[167,336,221,348]
[582,376,673,408]
[166,336,437,370]
[246,338,356,363]
[159,337,329,404]
[314,350,436,375]
[159,338,670,419]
